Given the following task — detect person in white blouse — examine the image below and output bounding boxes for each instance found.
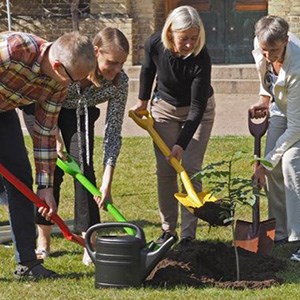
[249,15,300,259]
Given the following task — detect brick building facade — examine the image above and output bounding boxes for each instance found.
[268,0,300,36]
[1,0,300,65]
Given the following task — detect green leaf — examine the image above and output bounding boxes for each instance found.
[259,159,273,168]
[246,195,256,206]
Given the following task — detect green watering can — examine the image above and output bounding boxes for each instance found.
[56,153,135,236]
[85,222,176,288]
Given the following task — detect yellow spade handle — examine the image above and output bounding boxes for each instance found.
[128,110,184,173]
[128,110,203,205]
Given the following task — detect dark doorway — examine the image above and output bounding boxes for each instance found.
[166,0,268,64]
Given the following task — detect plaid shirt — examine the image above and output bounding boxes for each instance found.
[0,32,67,186]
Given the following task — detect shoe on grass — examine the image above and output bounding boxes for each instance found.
[290,248,300,261]
[35,249,50,260]
[274,238,288,246]
[178,237,195,247]
[14,259,58,281]
[82,248,93,266]
[156,231,178,247]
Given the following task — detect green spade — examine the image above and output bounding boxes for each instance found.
[56,153,135,235]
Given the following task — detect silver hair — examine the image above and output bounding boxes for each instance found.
[50,31,96,72]
[255,15,289,45]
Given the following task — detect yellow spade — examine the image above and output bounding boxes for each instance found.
[128,109,218,215]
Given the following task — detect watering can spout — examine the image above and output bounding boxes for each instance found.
[142,236,176,280]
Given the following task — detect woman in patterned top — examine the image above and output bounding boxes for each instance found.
[23,27,129,265]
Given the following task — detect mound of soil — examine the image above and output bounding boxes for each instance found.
[145,241,286,290]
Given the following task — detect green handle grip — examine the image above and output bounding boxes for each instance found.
[75,173,132,224]
[57,155,135,235]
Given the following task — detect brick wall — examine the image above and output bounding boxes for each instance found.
[130,1,155,64]
[0,0,134,65]
[9,0,43,16]
[2,0,300,66]
[269,0,300,36]
[9,0,90,17]
[154,0,167,31]
[130,0,168,64]
[90,0,129,15]
[0,0,169,65]
[80,17,134,65]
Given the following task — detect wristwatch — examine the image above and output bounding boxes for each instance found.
[37,185,53,190]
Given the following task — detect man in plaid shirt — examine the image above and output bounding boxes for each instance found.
[0,31,96,280]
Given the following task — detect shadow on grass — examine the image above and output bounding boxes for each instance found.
[0,220,9,226]
[56,271,94,280]
[271,240,300,284]
[50,248,82,258]
[132,219,161,228]
[0,271,95,283]
[119,191,152,197]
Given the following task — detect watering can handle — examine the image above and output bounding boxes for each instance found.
[85,222,144,264]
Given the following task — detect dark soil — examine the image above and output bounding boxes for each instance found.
[145,241,286,290]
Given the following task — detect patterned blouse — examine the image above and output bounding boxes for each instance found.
[63,70,129,167]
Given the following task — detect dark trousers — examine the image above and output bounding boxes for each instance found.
[23,106,101,233]
[0,110,36,263]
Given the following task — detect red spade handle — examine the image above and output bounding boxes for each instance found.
[0,163,85,247]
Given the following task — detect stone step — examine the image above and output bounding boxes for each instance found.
[123,66,141,78]
[211,78,259,94]
[19,93,256,138]
[19,66,259,138]
[124,64,259,94]
[124,64,258,79]
[128,78,259,94]
[211,64,258,79]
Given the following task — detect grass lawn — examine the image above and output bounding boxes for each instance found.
[1,135,300,299]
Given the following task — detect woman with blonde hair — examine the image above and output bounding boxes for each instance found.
[131,5,215,246]
[23,27,129,265]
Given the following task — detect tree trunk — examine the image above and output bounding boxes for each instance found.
[71,0,80,31]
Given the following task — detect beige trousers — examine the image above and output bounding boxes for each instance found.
[265,114,300,242]
[150,95,215,239]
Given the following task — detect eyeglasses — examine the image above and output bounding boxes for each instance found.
[61,64,76,83]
